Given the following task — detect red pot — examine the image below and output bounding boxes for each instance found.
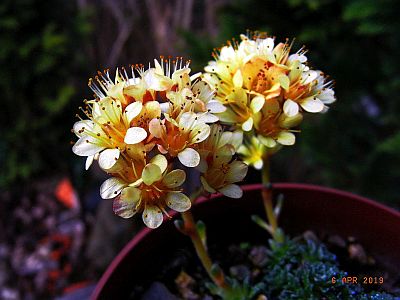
[91,183,400,299]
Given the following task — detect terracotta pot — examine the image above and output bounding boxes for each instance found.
[91,183,400,299]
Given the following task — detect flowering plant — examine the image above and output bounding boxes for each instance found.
[72,33,335,296]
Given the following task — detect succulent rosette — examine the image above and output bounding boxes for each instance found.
[72,58,247,228]
[203,33,336,169]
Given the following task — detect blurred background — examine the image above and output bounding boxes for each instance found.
[1,0,399,298]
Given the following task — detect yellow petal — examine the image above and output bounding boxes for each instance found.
[276,131,295,145]
[242,117,253,131]
[233,69,243,88]
[142,163,162,185]
[250,96,265,113]
[163,169,186,188]
[150,154,168,173]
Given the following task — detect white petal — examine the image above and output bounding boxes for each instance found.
[85,155,94,170]
[300,98,324,113]
[178,148,200,167]
[276,132,295,145]
[163,169,186,188]
[166,192,191,212]
[159,102,170,113]
[150,154,168,173]
[253,159,263,170]
[319,88,335,104]
[98,148,120,170]
[200,113,219,123]
[218,132,233,148]
[206,101,226,113]
[302,70,318,84]
[72,136,105,156]
[125,102,143,123]
[232,70,243,88]
[142,163,162,185]
[113,187,141,218]
[190,124,211,143]
[73,120,95,137]
[142,205,163,229]
[242,117,254,131]
[100,177,126,199]
[283,99,299,117]
[219,184,243,199]
[124,127,147,144]
[250,96,265,113]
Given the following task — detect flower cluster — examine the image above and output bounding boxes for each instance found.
[72,58,248,228]
[204,33,335,169]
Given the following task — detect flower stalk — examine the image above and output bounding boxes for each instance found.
[180,188,229,289]
[261,155,284,243]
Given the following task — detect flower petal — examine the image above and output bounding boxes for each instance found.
[200,176,216,193]
[219,184,243,199]
[125,102,143,123]
[206,100,226,113]
[100,177,126,199]
[233,70,243,88]
[166,192,191,212]
[225,161,248,183]
[98,148,120,170]
[142,163,162,185]
[190,123,211,143]
[278,75,290,90]
[85,155,94,170]
[300,98,324,113]
[163,169,186,188]
[124,127,147,144]
[242,117,253,131]
[178,148,200,167]
[142,205,163,229]
[283,99,299,117]
[150,154,168,173]
[149,118,163,138]
[72,136,105,156]
[258,135,277,148]
[113,187,141,218]
[250,96,265,113]
[73,120,95,137]
[276,131,295,145]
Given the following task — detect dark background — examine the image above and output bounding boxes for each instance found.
[1,0,399,298]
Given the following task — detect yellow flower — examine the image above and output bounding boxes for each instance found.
[149,112,211,167]
[204,32,335,151]
[196,124,243,172]
[237,136,266,170]
[200,145,248,198]
[99,154,190,229]
[72,97,150,169]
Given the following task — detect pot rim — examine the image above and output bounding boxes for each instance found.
[91,183,400,299]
